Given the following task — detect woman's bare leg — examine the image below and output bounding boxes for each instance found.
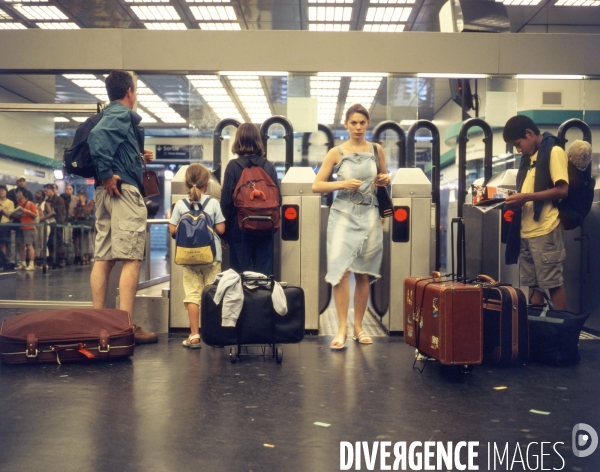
[353,273,372,343]
[331,271,350,348]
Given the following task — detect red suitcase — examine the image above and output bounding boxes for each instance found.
[404,273,483,366]
[0,309,135,365]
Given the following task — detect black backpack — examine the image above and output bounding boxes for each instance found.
[557,162,595,230]
[63,112,103,178]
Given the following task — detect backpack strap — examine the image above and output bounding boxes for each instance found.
[200,195,211,210]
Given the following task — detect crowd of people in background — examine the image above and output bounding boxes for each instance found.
[0,176,95,271]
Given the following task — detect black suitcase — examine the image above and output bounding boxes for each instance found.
[200,275,305,363]
[473,275,529,366]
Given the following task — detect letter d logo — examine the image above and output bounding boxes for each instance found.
[572,423,598,458]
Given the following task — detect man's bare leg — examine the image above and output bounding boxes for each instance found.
[118,260,142,316]
[91,260,116,308]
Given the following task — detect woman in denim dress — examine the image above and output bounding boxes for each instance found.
[312,104,391,349]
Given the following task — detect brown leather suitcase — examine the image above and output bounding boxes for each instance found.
[473,275,529,366]
[404,273,483,365]
[0,309,135,365]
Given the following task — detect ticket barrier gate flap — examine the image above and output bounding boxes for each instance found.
[280,167,321,332]
[170,166,222,329]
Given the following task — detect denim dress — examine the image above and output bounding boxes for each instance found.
[325,144,383,286]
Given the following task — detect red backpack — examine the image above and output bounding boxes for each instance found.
[233,160,280,232]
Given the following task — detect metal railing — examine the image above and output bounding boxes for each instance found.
[0,221,93,274]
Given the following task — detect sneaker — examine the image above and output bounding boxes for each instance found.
[25,263,35,271]
[15,262,26,270]
[133,325,158,344]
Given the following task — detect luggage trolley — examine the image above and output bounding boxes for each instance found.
[201,216,306,364]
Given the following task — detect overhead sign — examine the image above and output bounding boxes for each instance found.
[156,145,191,160]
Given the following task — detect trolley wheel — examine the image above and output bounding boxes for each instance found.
[230,346,238,363]
[275,347,283,364]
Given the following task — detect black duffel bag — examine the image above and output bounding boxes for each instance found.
[528,288,589,366]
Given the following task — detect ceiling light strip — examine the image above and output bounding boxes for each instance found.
[515,74,585,79]
[131,6,180,21]
[187,74,244,122]
[189,5,237,20]
[144,22,187,30]
[341,75,383,124]
[365,7,411,22]
[0,23,26,29]
[308,6,352,22]
[417,73,487,78]
[14,5,68,20]
[311,76,341,125]
[308,23,350,31]
[227,75,271,123]
[37,22,80,29]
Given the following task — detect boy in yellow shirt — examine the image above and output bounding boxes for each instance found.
[503,115,569,309]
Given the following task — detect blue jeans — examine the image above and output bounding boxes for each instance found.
[229,232,273,276]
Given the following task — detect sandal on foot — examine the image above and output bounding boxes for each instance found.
[352,331,373,345]
[182,334,201,349]
[330,333,347,350]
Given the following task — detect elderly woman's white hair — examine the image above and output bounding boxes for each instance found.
[568,139,592,172]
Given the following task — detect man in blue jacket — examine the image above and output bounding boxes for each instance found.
[88,70,157,344]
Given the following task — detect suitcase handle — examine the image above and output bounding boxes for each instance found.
[476,274,497,285]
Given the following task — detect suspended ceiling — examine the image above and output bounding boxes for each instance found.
[0,0,599,136]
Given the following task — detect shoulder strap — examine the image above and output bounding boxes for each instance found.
[201,195,211,210]
[337,146,344,158]
[372,142,381,173]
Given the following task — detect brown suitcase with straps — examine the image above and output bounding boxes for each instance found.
[473,274,529,366]
[404,271,483,366]
[0,309,135,365]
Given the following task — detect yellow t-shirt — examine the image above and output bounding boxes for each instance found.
[520,145,569,239]
[0,198,15,223]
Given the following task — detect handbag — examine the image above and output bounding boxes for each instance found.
[527,288,589,366]
[142,166,160,198]
[131,114,160,198]
[372,143,393,218]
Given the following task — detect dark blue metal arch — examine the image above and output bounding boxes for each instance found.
[212,118,241,183]
[260,116,294,172]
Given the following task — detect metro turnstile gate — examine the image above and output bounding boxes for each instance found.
[169,165,222,329]
[279,167,321,332]
[463,170,520,286]
[381,168,433,333]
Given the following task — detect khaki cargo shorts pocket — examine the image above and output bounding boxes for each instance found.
[114,217,146,260]
[541,248,566,265]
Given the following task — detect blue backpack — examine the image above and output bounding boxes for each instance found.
[174,197,216,265]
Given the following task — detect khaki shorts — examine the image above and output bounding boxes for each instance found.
[94,184,147,261]
[520,224,565,290]
[182,261,221,306]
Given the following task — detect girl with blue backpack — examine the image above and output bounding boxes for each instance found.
[169,164,225,348]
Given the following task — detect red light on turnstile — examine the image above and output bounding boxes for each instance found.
[281,204,299,241]
[392,206,410,243]
[284,207,298,220]
[394,208,408,222]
